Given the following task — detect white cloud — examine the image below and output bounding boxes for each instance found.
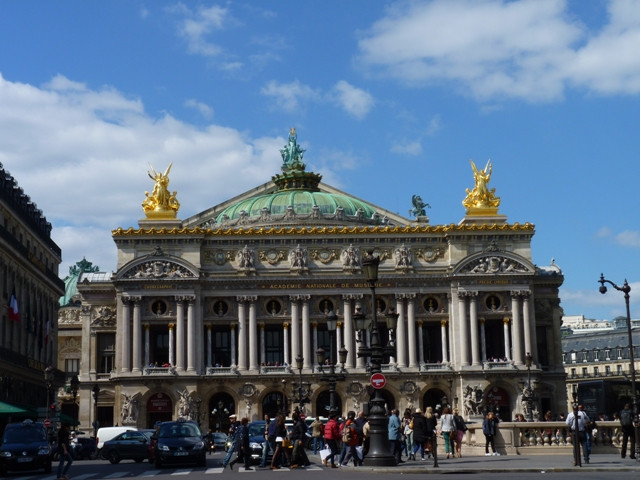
[390,140,423,156]
[0,73,289,276]
[615,230,640,248]
[170,4,229,57]
[184,99,214,119]
[357,0,640,102]
[426,115,441,136]
[329,81,375,119]
[260,80,320,112]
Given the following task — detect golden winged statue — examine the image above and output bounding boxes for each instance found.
[142,162,180,218]
[462,159,500,212]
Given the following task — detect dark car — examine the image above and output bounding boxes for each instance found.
[211,432,227,451]
[101,430,152,464]
[153,419,206,468]
[0,420,52,475]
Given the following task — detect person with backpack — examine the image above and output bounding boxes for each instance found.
[620,403,636,459]
[341,411,362,466]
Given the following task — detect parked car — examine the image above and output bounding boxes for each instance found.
[0,420,52,475]
[101,430,152,464]
[152,419,206,468]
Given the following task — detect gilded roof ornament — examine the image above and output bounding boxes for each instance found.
[462,159,501,215]
[142,163,180,219]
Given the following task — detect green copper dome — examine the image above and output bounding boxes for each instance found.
[208,129,386,227]
[216,190,378,222]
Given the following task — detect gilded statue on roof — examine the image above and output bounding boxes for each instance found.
[142,163,180,218]
[280,127,306,170]
[462,159,500,211]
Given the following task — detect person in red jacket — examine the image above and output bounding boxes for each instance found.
[323,413,340,468]
[341,411,362,466]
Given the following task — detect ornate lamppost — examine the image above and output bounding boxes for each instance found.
[70,375,79,430]
[44,366,54,421]
[316,311,347,416]
[355,249,399,466]
[92,384,100,439]
[195,398,202,428]
[211,401,230,431]
[523,352,536,421]
[599,273,639,461]
[294,355,311,413]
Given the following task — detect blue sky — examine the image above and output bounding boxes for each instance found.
[1,0,639,321]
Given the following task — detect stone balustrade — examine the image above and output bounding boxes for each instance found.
[452,420,623,456]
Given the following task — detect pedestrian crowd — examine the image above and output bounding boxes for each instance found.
[219,402,638,470]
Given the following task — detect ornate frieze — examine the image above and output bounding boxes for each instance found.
[121,259,196,279]
[91,305,116,327]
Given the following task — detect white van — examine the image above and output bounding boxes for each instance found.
[96,426,138,451]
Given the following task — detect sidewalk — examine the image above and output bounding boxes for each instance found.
[309,452,640,473]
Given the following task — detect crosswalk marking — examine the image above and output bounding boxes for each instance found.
[140,470,162,477]
[170,469,192,475]
[103,472,129,478]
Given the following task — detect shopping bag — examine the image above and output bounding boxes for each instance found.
[356,445,363,460]
[319,447,332,461]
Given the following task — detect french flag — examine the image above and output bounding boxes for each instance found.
[9,292,19,321]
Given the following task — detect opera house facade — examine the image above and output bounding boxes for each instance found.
[60,129,566,433]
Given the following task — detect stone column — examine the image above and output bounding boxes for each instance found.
[168,323,175,367]
[290,297,300,365]
[132,299,142,373]
[121,296,132,373]
[336,321,343,362]
[522,291,533,358]
[283,323,290,366]
[144,323,150,368]
[511,292,523,366]
[237,298,247,371]
[302,297,311,370]
[175,298,185,372]
[458,292,469,366]
[469,293,481,366]
[503,318,511,361]
[417,320,424,365]
[395,296,406,368]
[440,320,449,363]
[187,296,196,373]
[312,322,318,371]
[342,296,354,369]
[249,297,258,371]
[407,295,417,368]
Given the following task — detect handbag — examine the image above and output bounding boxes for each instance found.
[282,437,292,448]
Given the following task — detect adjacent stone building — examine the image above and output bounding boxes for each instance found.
[0,162,64,432]
[67,129,566,433]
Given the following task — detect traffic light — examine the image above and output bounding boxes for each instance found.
[50,402,59,413]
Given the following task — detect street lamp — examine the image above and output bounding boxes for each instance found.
[44,366,54,421]
[195,398,202,428]
[70,375,79,430]
[356,249,399,467]
[92,384,100,439]
[316,311,347,416]
[598,273,639,461]
[524,352,535,421]
[294,354,310,412]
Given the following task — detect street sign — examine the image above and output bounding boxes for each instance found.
[370,372,386,389]
[43,419,51,428]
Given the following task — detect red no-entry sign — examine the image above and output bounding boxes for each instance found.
[370,373,386,389]
[43,419,51,428]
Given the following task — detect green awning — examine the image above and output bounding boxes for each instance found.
[0,401,30,415]
[59,413,78,426]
